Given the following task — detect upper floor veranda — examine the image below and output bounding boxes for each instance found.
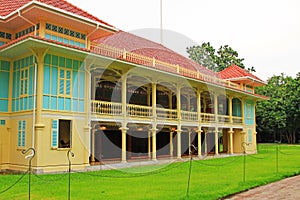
[0,0,264,95]
[0,0,266,128]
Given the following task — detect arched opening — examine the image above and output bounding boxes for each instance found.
[217,95,228,115]
[232,98,242,117]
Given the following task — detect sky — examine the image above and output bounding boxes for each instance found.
[68,0,300,81]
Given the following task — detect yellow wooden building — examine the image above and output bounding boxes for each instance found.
[0,0,267,173]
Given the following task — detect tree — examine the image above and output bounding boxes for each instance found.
[256,73,300,143]
[215,45,245,71]
[186,42,218,71]
[187,43,255,72]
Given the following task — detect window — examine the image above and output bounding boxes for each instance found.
[246,103,252,118]
[248,129,253,143]
[0,120,5,125]
[51,119,72,148]
[59,68,72,96]
[20,68,29,96]
[18,120,26,147]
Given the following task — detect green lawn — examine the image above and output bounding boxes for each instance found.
[1,144,300,200]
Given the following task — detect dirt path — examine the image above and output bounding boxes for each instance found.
[225,175,300,200]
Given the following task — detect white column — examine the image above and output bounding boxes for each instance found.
[120,126,128,162]
[241,98,245,125]
[204,130,208,155]
[215,129,219,156]
[197,129,202,157]
[177,86,181,120]
[151,128,157,160]
[177,129,182,159]
[121,74,127,117]
[91,128,95,162]
[214,93,218,122]
[229,129,234,154]
[152,82,157,160]
[228,96,233,124]
[148,130,151,159]
[197,90,202,123]
[176,85,182,159]
[170,131,173,157]
[214,93,219,156]
[152,83,157,118]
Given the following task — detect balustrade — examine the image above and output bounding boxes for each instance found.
[232,116,243,124]
[156,108,177,119]
[218,115,230,123]
[89,43,247,92]
[126,104,152,117]
[201,113,216,123]
[181,110,198,121]
[91,100,122,115]
[91,100,243,125]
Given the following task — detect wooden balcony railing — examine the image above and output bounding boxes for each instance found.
[90,43,243,91]
[201,113,216,123]
[218,115,230,123]
[91,101,122,115]
[91,100,243,125]
[157,108,177,119]
[232,116,243,124]
[127,104,152,117]
[181,110,198,121]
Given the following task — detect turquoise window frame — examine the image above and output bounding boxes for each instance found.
[51,119,58,148]
[43,54,85,112]
[18,120,26,148]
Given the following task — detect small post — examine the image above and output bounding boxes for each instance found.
[186,144,197,198]
[67,150,74,200]
[242,142,249,182]
[275,141,279,174]
[22,148,35,200]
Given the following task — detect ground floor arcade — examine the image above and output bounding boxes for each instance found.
[90,121,245,164]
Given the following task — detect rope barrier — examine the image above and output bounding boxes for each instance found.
[278,149,296,156]
[0,171,28,195]
[247,154,271,160]
[72,160,189,179]
[193,155,241,167]
[1,144,300,199]
[32,171,68,182]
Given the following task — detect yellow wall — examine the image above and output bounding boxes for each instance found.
[33,116,89,173]
[0,122,10,170]
[0,114,89,173]
[233,129,244,153]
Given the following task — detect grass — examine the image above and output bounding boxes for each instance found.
[1,144,300,200]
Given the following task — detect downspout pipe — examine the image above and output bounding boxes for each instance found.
[32,59,38,150]
[18,10,38,153]
[18,10,37,36]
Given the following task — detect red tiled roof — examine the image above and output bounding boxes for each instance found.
[94,31,217,77]
[0,0,115,28]
[218,64,265,83]
[0,34,268,100]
